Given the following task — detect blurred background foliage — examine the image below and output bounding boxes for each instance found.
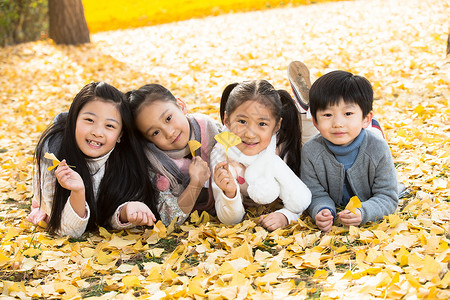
[0,0,47,46]
[0,0,336,46]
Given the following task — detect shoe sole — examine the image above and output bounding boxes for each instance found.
[288,61,311,111]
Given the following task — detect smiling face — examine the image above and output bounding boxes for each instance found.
[313,99,372,146]
[75,99,123,158]
[135,100,190,151]
[224,100,280,156]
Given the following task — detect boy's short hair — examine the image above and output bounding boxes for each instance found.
[309,70,373,120]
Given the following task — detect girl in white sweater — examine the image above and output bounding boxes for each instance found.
[212,80,311,231]
[29,82,158,237]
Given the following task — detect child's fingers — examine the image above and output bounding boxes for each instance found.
[214,161,228,173]
[140,213,148,225]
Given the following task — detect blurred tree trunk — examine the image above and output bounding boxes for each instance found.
[48,0,90,44]
[447,32,450,56]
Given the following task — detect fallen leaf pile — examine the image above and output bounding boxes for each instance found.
[0,0,449,298]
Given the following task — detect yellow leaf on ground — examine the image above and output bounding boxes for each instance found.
[4,227,22,241]
[98,226,112,239]
[345,196,361,214]
[108,234,136,248]
[313,269,328,279]
[22,248,41,257]
[419,255,441,281]
[122,275,140,288]
[188,276,206,297]
[438,271,450,288]
[0,252,10,266]
[96,249,117,265]
[230,241,253,261]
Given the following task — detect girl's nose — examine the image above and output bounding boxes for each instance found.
[165,127,176,139]
[91,125,103,137]
[244,127,256,139]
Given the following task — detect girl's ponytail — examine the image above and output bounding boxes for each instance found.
[277,89,302,176]
[220,83,239,124]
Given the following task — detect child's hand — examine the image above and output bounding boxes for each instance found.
[315,209,334,232]
[214,161,237,198]
[337,209,362,227]
[121,201,156,226]
[259,212,288,231]
[55,160,84,193]
[189,156,211,187]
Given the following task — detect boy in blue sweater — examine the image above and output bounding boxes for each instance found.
[300,70,398,232]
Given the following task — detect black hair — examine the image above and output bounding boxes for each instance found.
[309,70,373,121]
[220,80,302,176]
[34,82,159,234]
[126,83,187,187]
[126,83,177,120]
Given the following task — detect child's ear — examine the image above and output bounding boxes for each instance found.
[176,98,188,114]
[312,117,319,129]
[223,112,230,128]
[117,132,123,143]
[275,117,282,133]
[362,111,373,128]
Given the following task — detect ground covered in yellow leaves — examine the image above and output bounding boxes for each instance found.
[0,0,449,298]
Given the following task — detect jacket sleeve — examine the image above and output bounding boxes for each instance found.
[211,143,245,225]
[301,143,337,221]
[356,142,399,224]
[156,189,191,226]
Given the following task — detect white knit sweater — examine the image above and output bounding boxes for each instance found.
[32,147,133,237]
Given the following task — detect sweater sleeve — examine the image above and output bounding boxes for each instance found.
[109,202,135,230]
[356,142,399,224]
[210,143,245,225]
[301,143,337,221]
[33,158,90,237]
[57,198,90,237]
[275,208,301,224]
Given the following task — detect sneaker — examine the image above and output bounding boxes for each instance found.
[368,117,385,140]
[397,182,411,199]
[288,61,312,111]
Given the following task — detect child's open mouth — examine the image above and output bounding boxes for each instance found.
[87,140,102,147]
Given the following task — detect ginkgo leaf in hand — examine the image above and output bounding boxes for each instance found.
[345,196,362,214]
[188,140,201,157]
[44,152,61,171]
[44,152,75,171]
[214,131,241,151]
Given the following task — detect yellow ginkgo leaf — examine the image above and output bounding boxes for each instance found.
[44,152,75,171]
[188,140,201,157]
[44,152,60,171]
[122,275,140,288]
[345,196,362,214]
[214,131,241,151]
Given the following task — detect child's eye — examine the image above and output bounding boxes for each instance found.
[106,124,116,129]
[345,112,353,116]
[237,120,246,125]
[259,122,268,127]
[323,113,332,117]
[152,130,160,136]
[166,115,172,122]
[85,118,94,123]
